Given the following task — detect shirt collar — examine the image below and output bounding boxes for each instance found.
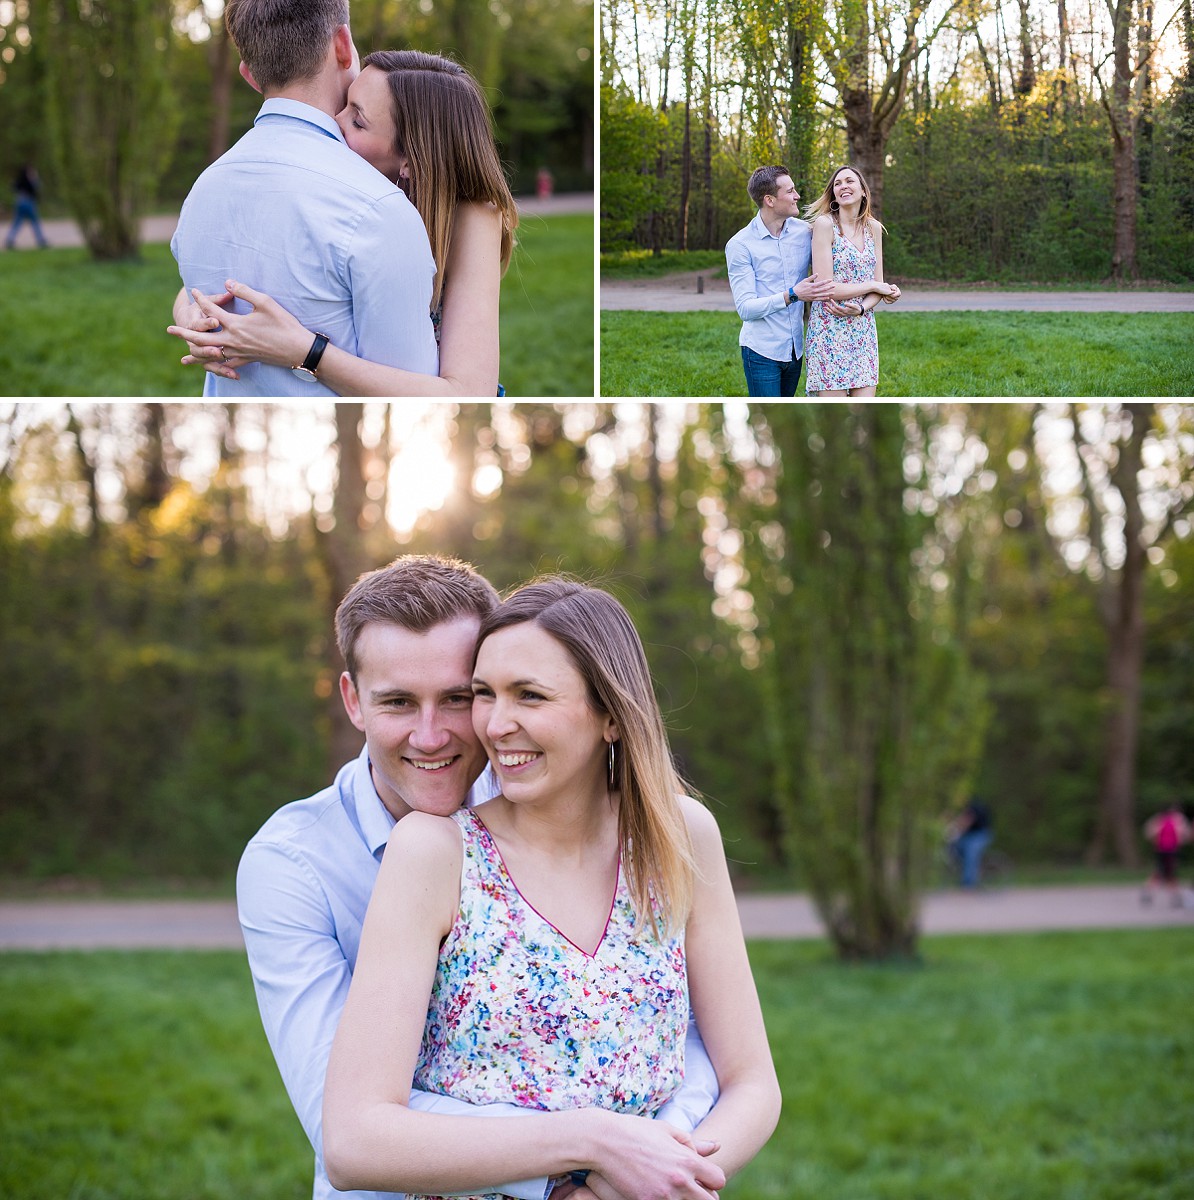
[751,211,797,241]
[254,97,346,144]
[350,745,397,859]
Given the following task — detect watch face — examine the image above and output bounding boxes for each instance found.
[291,366,318,382]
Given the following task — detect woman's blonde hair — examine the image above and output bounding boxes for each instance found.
[476,577,697,939]
[803,164,884,233]
[362,50,519,310]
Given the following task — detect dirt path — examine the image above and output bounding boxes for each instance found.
[2,884,1190,950]
[10,193,593,252]
[601,269,1194,313]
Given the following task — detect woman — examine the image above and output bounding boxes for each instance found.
[169,51,518,397]
[321,579,780,1198]
[803,165,901,397]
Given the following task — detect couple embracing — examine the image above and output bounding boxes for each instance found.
[239,554,780,1200]
[726,164,903,398]
[169,0,516,397]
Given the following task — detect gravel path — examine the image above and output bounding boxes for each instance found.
[601,270,1194,313]
[2,884,1190,950]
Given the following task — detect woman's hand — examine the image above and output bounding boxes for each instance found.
[882,283,902,304]
[166,280,313,380]
[825,298,865,317]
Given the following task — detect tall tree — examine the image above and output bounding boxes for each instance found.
[818,0,960,214]
[36,0,180,259]
[733,405,985,961]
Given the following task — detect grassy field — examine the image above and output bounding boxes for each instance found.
[602,248,728,279]
[600,310,1194,396]
[0,214,593,398]
[2,928,1191,1199]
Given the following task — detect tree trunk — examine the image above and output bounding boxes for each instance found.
[1108,0,1140,279]
[321,404,371,775]
[207,16,233,162]
[1087,405,1150,866]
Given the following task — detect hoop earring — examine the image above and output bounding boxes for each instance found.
[607,740,618,792]
[830,199,839,211]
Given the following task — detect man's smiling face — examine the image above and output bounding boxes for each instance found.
[339,616,489,820]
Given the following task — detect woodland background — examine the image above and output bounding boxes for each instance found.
[0,0,594,260]
[2,403,1191,956]
[600,0,1194,283]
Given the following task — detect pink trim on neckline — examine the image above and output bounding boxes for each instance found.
[466,809,620,959]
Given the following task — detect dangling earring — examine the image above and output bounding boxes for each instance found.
[607,740,618,792]
[830,199,839,211]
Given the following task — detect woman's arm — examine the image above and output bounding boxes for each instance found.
[322,811,725,1198]
[166,204,503,397]
[679,797,782,1178]
[811,215,894,303]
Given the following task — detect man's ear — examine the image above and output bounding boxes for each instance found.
[238,60,263,93]
[340,671,367,733]
[333,24,356,71]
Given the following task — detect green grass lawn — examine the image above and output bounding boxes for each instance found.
[601,248,727,279]
[600,310,1194,396]
[2,928,1191,1198]
[0,214,593,398]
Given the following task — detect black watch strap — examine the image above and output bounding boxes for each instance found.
[299,332,330,374]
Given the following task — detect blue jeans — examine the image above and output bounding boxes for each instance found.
[741,345,802,397]
[6,196,47,248]
[955,830,992,888]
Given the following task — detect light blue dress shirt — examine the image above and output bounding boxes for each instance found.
[237,745,719,1200]
[725,212,814,362]
[171,99,438,397]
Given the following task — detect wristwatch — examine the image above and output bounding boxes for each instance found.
[291,332,331,381]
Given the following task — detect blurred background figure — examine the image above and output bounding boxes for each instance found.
[536,164,554,200]
[5,164,48,250]
[947,797,994,889]
[1140,801,1191,907]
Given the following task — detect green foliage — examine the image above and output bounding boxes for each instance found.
[600,248,727,278]
[0,215,594,398]
[2,931,1192,1197]
[38,0,181,259]
[0,476,329,881]
[599,310,1194,396]
[732,406,986,959]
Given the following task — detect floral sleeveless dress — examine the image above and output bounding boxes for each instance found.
[409,808,689,1200]
[805,220,880,392]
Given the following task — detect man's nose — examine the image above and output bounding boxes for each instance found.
[409,706,450,751]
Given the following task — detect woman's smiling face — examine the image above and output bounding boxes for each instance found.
[336,66,408,183]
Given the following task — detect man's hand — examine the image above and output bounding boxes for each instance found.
[881,283,902,304]
[793,273,837,303]
[169,287,239,379]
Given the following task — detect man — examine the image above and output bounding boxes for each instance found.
[725,165,837,397]
[948,797,994,889]
[238,555,722,1200]
[170,0,437,396]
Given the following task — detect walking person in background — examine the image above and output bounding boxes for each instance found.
[803,165,901,396]
[725,165,837,397]
[4,164,49,250]
[1141,801,1191,908]
[948,797,994,889]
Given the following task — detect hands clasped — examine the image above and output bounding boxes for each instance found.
[166,280,312,381]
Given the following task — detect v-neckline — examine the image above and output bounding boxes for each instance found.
[466,809,620,959]
[836,217,867,253]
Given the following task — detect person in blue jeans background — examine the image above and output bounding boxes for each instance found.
[949,798,994,888]
[725,165,838,396]
[5,165,49,250]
